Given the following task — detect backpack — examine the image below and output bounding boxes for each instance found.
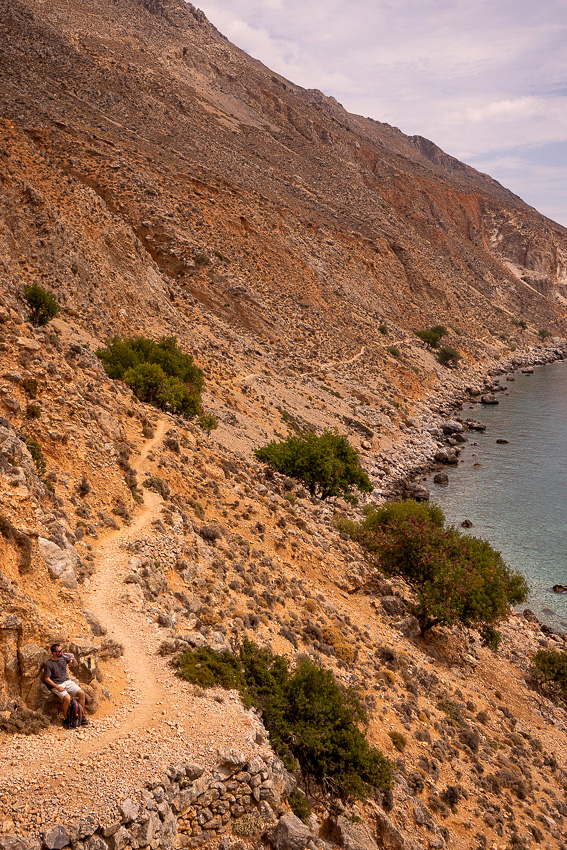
[63,697,84,729]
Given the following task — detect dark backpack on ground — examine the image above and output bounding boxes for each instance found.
[63,698,84,728]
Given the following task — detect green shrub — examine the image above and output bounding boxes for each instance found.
[22,378,38,398]
[532,649,567,698]
[25,403,41,420]
[386,346,401,359]
[344,500,528,637]
[538,329,551,340]
[288,788,311,823]
[23,284,60,327]
[177,646,244,691]
[96,336,203,417]
[254,430,372,503]
[415,329,441,349]
[415,326,448,349]
[388,730,407,752]
[23,436,46,476]
[437,346,462,367]
[177,639,392,801]
[512,318,528,330]
[379,324,388,335]
[143,475,170,499]
[198,412,219,434]
[430,325,448,337]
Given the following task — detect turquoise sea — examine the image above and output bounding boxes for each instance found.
[426,359,567,631]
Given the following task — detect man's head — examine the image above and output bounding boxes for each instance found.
[50,643,63,657]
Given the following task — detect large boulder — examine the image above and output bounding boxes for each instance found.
[434,448,458,465]
[395,616,421,641]
[18,643,49,707]
[440,420,463,434]
[273,813,312,850]
[42,825,71,850]
[404,482,429,501]
[374,809,406,850]
[38,537,78,587]
[326,815,380,850]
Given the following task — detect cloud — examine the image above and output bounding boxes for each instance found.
[194,0,567,225]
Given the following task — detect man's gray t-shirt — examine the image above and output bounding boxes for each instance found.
[44,656,70,686]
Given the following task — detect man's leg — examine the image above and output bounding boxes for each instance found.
[77,688,86,711]
[62,693,71,718]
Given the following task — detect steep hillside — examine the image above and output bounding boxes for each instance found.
[1,1,567,849]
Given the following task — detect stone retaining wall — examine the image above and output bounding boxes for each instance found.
[0,749,296,850]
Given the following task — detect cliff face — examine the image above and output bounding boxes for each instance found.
[1,0,566,361]
[1,2,567,849]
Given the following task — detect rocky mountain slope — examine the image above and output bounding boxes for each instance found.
[1,1,567,849]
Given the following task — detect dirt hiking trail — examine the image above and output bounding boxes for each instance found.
[0,418,266,831]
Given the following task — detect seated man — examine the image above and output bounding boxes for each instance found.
[44,643,88,725]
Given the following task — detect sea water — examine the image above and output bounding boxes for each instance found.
[426,359,567,631]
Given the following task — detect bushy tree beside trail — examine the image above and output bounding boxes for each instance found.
[254,430,373,503]
[96,335,203,417]
[339,500,528,644]
[177,639,392,801]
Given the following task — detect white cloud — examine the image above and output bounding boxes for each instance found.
[193,0,567,226]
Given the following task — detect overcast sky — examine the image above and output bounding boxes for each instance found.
[195,0,567,227]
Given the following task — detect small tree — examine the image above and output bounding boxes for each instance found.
[437,346,462,367]
[23,284,60,327]
[415,329,441,349]
[97,335,203,417]
[415,325,448,350]
[343,500,528,639]
[198,412,219,435]
[254,430,372,503]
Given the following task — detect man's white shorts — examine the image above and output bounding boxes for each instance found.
[51,679,81,699]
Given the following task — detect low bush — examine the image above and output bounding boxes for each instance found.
[22,378,38,398]
[437,346,462,367]
[386,345,401,359]
[23,284,60,327]
[288,788,311,823]
[415,329,440,349]
[25,403,41,420]
[96,336,203,417]
[23,436,46,476]
[198,412,219,434]
[177,639,392,800]
[532,649,567,699]
[255,430,372,504]
[388,730,407,752]
[415,325,448,349]
[177,646,244,691]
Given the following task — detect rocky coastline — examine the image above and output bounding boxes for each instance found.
[380,343,567,502]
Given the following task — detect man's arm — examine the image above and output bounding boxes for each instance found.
[64,652,78,667]
[44,674,65,692]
